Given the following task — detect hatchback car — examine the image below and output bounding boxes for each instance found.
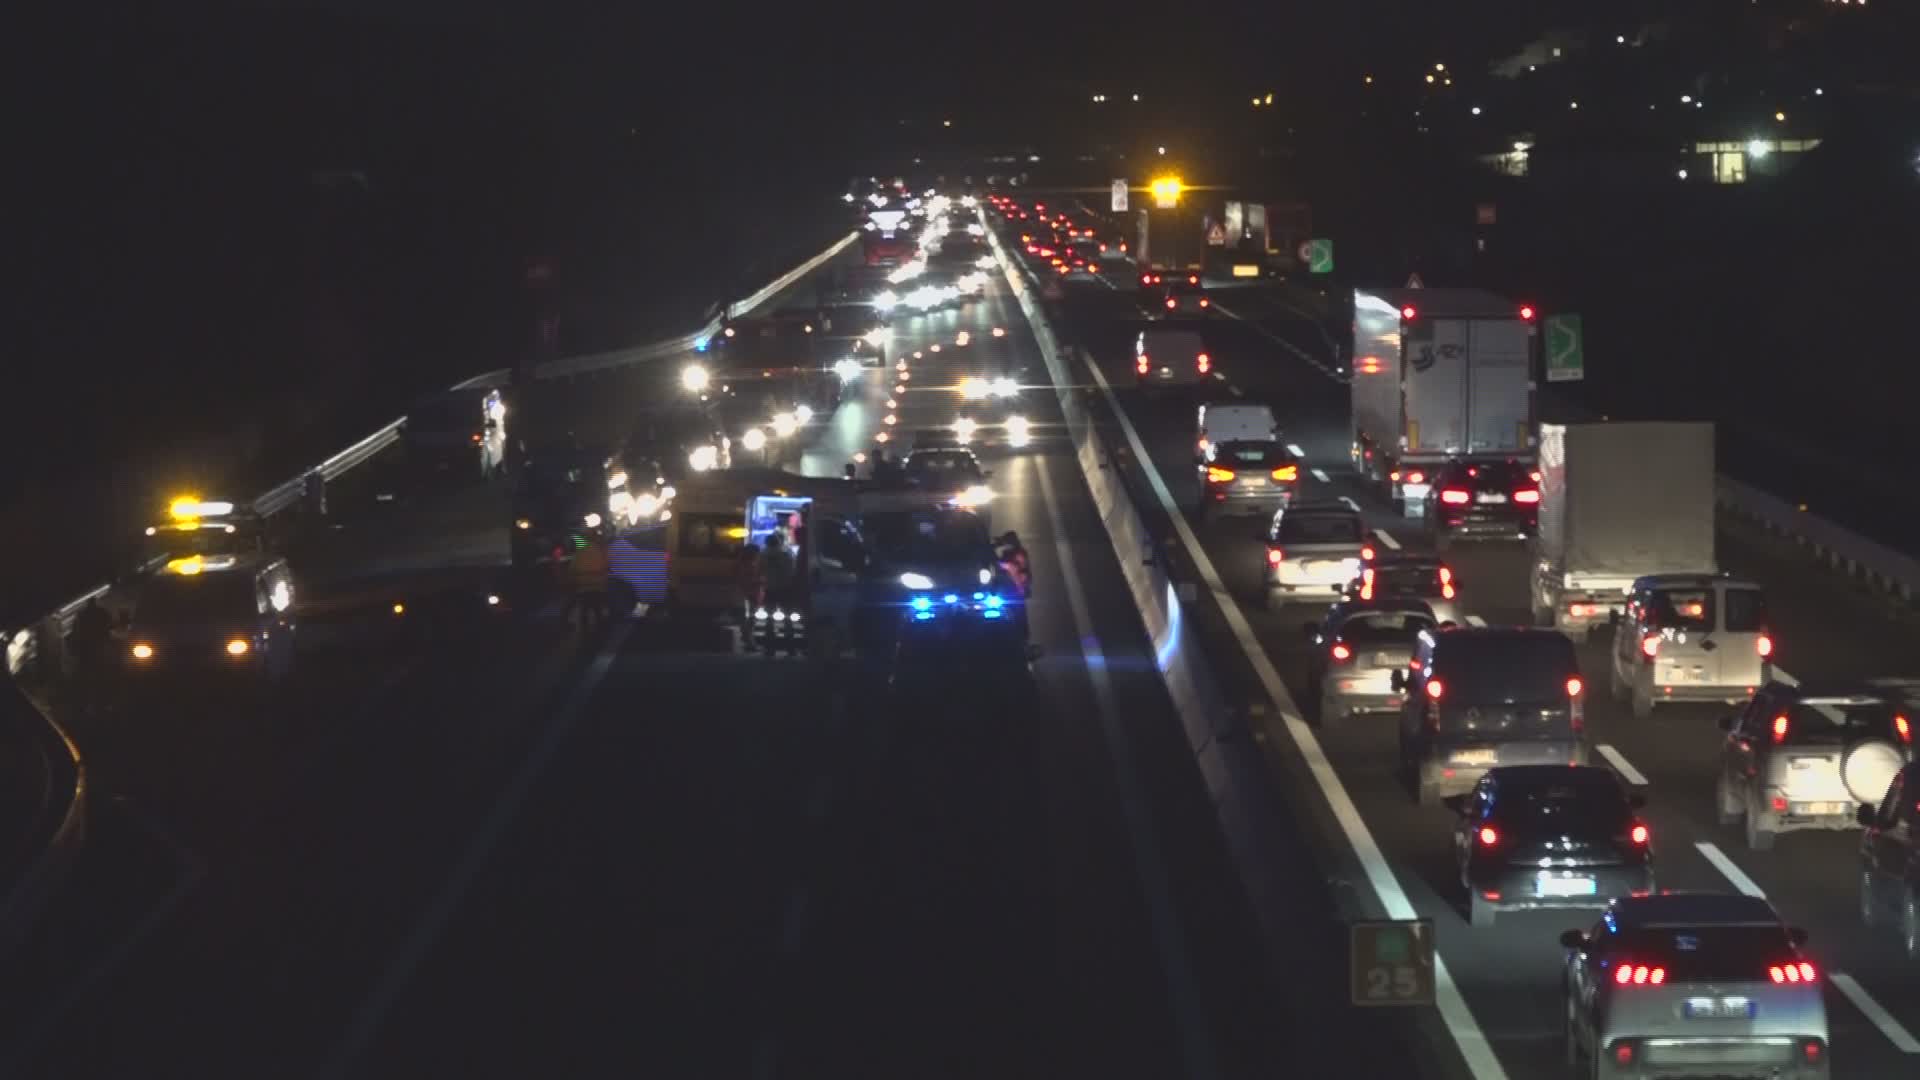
[1198,440,1298,518]
[1716,680,1913,850]
[1264,502,1371,605]
[1342,553,1463,626]
[1559,893,1828,1079]
[1304,599,1436,723]
[1421,458,1539,545]
[1396,626,1589,805]
[1449,765,1653,928]
[1610,573,1772,718]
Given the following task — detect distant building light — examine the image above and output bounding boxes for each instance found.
[1364,74,1374,84]
[1616,34,1627,44]
[1552,46,1563,57]
[1681,94,1693,104]
[1435,63,1446,72]
[1470,106,1482,116]
[1814,87,1824,96]
[1131,93,1140,101]
[1569,100,1579,109]
[1156,145,1166,155]
[1426,74,1436,84]
[1747,139,1771,159]
[1774,110,1786,122]
[1677,168,1689,180]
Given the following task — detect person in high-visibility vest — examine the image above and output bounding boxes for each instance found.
[561,531,611,628]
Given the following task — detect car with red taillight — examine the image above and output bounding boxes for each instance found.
[1421,458,1538,548]
[1717,681,1913,851]
[1609,573,1772,718]
[1304,599,1436,723]
[1133,328,1210,389]
[1147,273,1210,316]
[1197,441,1297,519]
[1340,553,1463,626]
[1560,892,1828,1079]
[1447,765,1654,928]
[1264,501,1367,606]
[1395,626,1589,805]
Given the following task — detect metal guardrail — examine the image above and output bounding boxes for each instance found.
[0,226,859,941]
[1717,477,1920,603]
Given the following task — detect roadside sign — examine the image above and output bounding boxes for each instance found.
[1476,203,1497,225]
[1296,240,1314,264]
[1111,179,1129,213]
[1545,313,1584,382]
[1206,223,1227,246]
[1307,238,1333,274]
[1350,918,1435,1007]
[1405,272,1424,288]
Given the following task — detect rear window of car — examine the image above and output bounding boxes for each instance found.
[1336,611,1435,643]
[1646,587,1715,632]
[905,452,981,479]
[1431,635,1578,702]
[1166,278,1205,294]
[1724,587,1767,633]
[1610,926,1797,982]
[1489,776,1629,833]
[1441,461,1533,492]
[677,513,746,559]
[1276,513,1364,544]
[1780,700,1907,744]
[1215,441,1288,466]
[1142,333,1203,355]
[1371,564,1443,593]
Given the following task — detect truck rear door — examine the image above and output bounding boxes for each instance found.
[1404,318,1468,455]
[1465,319,1533,455]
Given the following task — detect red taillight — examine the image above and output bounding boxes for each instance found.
[1614,964,1666,986]
[1630,823,1649,845]
[1614,1043,1635,1066]
[1400,305,1417,320]
[1769,961,1817,984]
[1519,304,1536,320]
[1566,676,1584,697]
[1405,470,1425,484]
[1439,489,1471,505]
[1897,715,1911,743]
[1206,466,1236,483]
[1640,633,1660,659]
[1772,714,1789,742]
[1803,1039,1824,1063]
[1166,298,1177,310]
[1199,297,1210,307]
[1271,465,1298,481]
[1477,825,1498,847]
[1267,546,1284,565]
[1512,489,1541,504]
[1757,634,1773,659]
[1099,243,1107,252]
[1331,643,1353,662]
[1140,274,1153,286]
[1361,545,1376,561]
[1188,274,1199,285]
[1196,352,1211,373]
[1137,357,1150,374]
[1425,678,1444,701]
[1438,566,1453,584]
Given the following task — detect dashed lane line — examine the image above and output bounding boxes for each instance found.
[1594,744,1649,787]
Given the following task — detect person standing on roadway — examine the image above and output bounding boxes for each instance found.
[562,532,611,629]
[736,542,766,651]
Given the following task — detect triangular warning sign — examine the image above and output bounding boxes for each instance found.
[1206,223,1227,245]
[1406,272,1425,289]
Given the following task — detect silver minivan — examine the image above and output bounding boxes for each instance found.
[1609,573,1772,719]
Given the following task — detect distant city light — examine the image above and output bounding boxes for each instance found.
[1131,93,1140,102]
[1775,111,1787,122]
[1747,139,1771,159]
[1616,35,1626,44]
[1364,74,1374,84]
[1470,106,1482,116]
[1156,145,1166,155]
[1677,168,1689,180]
[1814,87,1824,96]
[1434,63,1446,72]
[1425,74,1436,84]
[1681,94,1692,104]
[1569,100,1580,109]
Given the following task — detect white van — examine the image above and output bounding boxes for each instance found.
[1196,402,1279,459]
[1134,328,1210,388]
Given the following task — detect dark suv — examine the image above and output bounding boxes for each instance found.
[1396,626,1590,806]
[1421,458,1539,547]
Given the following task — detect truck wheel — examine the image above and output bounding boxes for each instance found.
[1631,682,1654,719]
[1744,795,1776,851]
[1715,774,1742,827]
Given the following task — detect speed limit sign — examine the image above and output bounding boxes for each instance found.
[1349,918,1436,1007]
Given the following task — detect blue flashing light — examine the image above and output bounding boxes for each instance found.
[984,594,1004,610]
[943,593,959,604]
[983,609,1002,619]
[694,338,709,352]
[911,595,932,612]
[914,611,936,621]
[972,591,986,601]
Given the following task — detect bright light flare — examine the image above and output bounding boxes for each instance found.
[681,364,710,392]
[959,377,990,400]
[1005,415,1031,447]
[741,427,767,452]
[771,412,798,439]
[688,445,719,472]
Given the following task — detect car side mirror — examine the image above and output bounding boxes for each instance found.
[1718,715,1736,732]
[1629,793,1647,809]
[1302,622,1319,641]
[1857,804,1877,827]
[1390,669,1408,692]
[1788,926,1809,947]
[1559,930,1588,951]
[1440,794,1470,815]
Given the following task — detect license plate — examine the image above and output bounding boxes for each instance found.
[1372,652,1400,666]
[1536,875,1596,897]
[1238,477,1267,487]
[1232,264,1260,278]
[1451,749,1497,766]
[1476,492,1508,504]
[1683,999,1758,1020]
[1792,801,1847,815]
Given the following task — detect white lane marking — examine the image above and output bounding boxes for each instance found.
[1371,528,1401,551]
[1074,351,1509,1080]
[1595,744,1649,786]
[320,622,633,1077]
[1286,443,1307,458]
[1831,974,1920,1054]
[1339,496,1363,513]
[1033,454,1223,1080]
[1229,384,1244,398]
[1696,841,1767,898]
[1464,615,1488,628]
[1312,468,1331,483]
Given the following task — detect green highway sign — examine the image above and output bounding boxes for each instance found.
[1307,238,1334,274]
[1350,918,1435,1007]
[1545,313,1584,382]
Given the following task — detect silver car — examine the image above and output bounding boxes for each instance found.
[1610,573,1773,719]
[1560,892,1829,1079]
[1716,680,1912,851]
[1264,502,1367,606]
[1304,599,1436,723]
